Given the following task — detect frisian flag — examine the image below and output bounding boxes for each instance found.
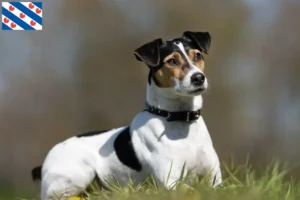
[2,2,42,30]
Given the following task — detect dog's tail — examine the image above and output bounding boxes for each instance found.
[31,165,42,181]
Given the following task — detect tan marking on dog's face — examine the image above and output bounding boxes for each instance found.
[154,52,189,88]
[188,49,205,71]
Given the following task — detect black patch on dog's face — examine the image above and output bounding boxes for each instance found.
[114,127,142,172]
[157,37,203,66]
[76,130,109,138]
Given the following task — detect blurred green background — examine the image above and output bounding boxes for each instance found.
[0,0,300,198]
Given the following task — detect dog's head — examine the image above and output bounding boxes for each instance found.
[134,31,211,97]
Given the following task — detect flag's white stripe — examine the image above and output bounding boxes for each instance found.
[3,2,42,30]
[2,14,24,30]
[20,2,42,18]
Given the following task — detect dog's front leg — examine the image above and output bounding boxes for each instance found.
[208,165,222,187]
[151,161,187,189]
[199,146,222,187]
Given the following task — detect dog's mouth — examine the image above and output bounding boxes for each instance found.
[190,87,205,94]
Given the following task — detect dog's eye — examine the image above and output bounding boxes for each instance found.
[166,58,178,66]
[195,52,202,61]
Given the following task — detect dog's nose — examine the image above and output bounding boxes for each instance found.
[191,73,205,86]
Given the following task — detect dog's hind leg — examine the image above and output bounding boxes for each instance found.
[40,151,99,200]
[40,137,107,200]
[41,168,96,200]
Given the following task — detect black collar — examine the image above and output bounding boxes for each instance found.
[144,103,201,122]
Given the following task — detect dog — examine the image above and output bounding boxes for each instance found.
[31,31,222,200]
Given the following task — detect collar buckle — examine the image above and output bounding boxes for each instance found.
[186,112,190,122]
[166,112,171,121]
[194,111,200,118]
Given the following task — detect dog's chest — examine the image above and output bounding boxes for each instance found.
[132,113,213,171]
[157,121,211,166]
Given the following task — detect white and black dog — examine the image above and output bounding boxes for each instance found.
[31,31,222,200]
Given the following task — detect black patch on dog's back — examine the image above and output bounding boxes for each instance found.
[77,130,109,138]
[31,165,42,181]
[114,127,142,172]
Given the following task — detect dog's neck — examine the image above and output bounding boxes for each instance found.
[146,83,203,112]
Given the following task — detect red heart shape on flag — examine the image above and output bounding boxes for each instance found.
[20,13,25,19]
[30,20,36,26]
[4,18,9,23]
[11,22,16,28]
[29,3,34,9]
[36,8,41,14]
[9,5,15,11]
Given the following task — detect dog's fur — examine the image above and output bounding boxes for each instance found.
[32,31,222,200]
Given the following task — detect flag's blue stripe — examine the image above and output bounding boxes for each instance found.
[2,8,35,30]
[32,2,42,9]
[2,22,13,30]
[9,2,42,25]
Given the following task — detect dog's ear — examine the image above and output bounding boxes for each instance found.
[134,38,163,67]
[183,31,211,54]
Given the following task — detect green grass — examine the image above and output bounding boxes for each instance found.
[30,160,300,200]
